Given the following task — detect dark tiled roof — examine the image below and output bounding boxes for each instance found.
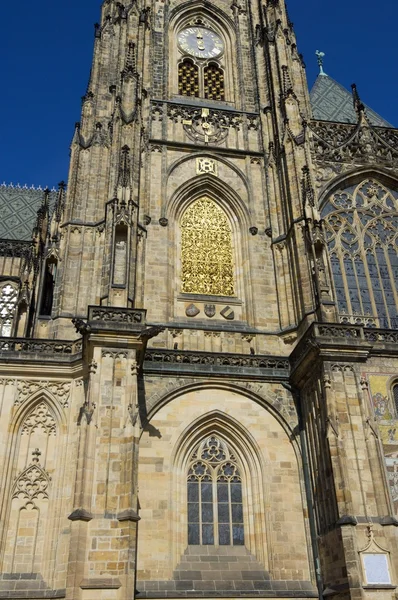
[310,74,393,127]
[0,185,57,241]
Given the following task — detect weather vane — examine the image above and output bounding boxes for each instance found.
[315,50,327,76]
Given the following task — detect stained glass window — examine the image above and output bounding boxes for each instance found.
[187,436,244,546]
[0,282,18,337]
[322,180,398,329]
[181,198,235,296]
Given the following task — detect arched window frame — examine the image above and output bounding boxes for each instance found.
[321,177,398,329]
[169,11,236,106]
[166,166,254,322]
[169,411,275,573]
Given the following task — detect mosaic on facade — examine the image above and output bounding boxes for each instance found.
[367,374,398,508]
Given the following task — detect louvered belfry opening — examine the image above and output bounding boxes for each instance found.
[178,59,200,97]
[204,62,225,101]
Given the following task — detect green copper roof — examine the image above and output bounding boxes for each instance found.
[0,184,56,241]
[310,74,393,127]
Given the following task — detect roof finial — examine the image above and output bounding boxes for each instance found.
[315,50,327,76]
[351,83,365,115]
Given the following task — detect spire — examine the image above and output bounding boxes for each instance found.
[351,83,365,115]
[315,50,327,76]
[310,66,392,127]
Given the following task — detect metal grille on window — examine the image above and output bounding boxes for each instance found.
[0,282,18,337]
[178,59,199,98]
[204,63,225,101]
[321,179,398,329]
[187,436,244,546]
[181,197,235,296]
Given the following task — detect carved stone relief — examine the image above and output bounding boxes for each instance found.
[12,449,51,501]
[21,403,57,436]
[15,380,72,408]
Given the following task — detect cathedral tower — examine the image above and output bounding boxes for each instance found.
[0,1,398,600]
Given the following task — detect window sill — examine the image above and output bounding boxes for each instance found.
[178,293,242,306]
[170,95,236,110]
[363,584,396,589]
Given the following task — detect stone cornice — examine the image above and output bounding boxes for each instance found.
[144,349,290,380]
[0,337,82,360]
[290,322,398,384]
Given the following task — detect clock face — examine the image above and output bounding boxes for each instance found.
[178,27,224,60]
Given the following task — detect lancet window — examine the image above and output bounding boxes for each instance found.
[0,281,18,337]
[180,198,235,296]
[187,436,244,546]
[321,179,398,329]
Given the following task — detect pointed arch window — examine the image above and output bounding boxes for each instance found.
[0,281,18,337]
[322,179,398,329]
[178,59,200,98]
[180,197,235,296]
[187,436,244,546]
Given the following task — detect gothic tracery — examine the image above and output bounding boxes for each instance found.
[322,179,398,328]
[187,436,244,546]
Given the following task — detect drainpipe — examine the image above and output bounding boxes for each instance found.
[282,382,323,600]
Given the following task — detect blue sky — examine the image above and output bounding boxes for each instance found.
[0,0,396,187]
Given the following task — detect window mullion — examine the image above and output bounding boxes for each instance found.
[199,479,203,545]
[375,246,391,328]
[213,473,219,547]
[342,253,354,317]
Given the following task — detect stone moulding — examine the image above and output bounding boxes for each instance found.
[0,239,32,258]
[0,337,82,356]
[117,509,141,522]
[309,118,398,167]
[68,509,93,522]
[291,322,398,378]
[144,349,290,380]
[80,578,122,590]
[88,305,147,324]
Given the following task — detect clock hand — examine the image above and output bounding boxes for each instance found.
[196,29,205,51]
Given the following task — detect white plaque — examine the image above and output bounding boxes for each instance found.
[363,554,391,585]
